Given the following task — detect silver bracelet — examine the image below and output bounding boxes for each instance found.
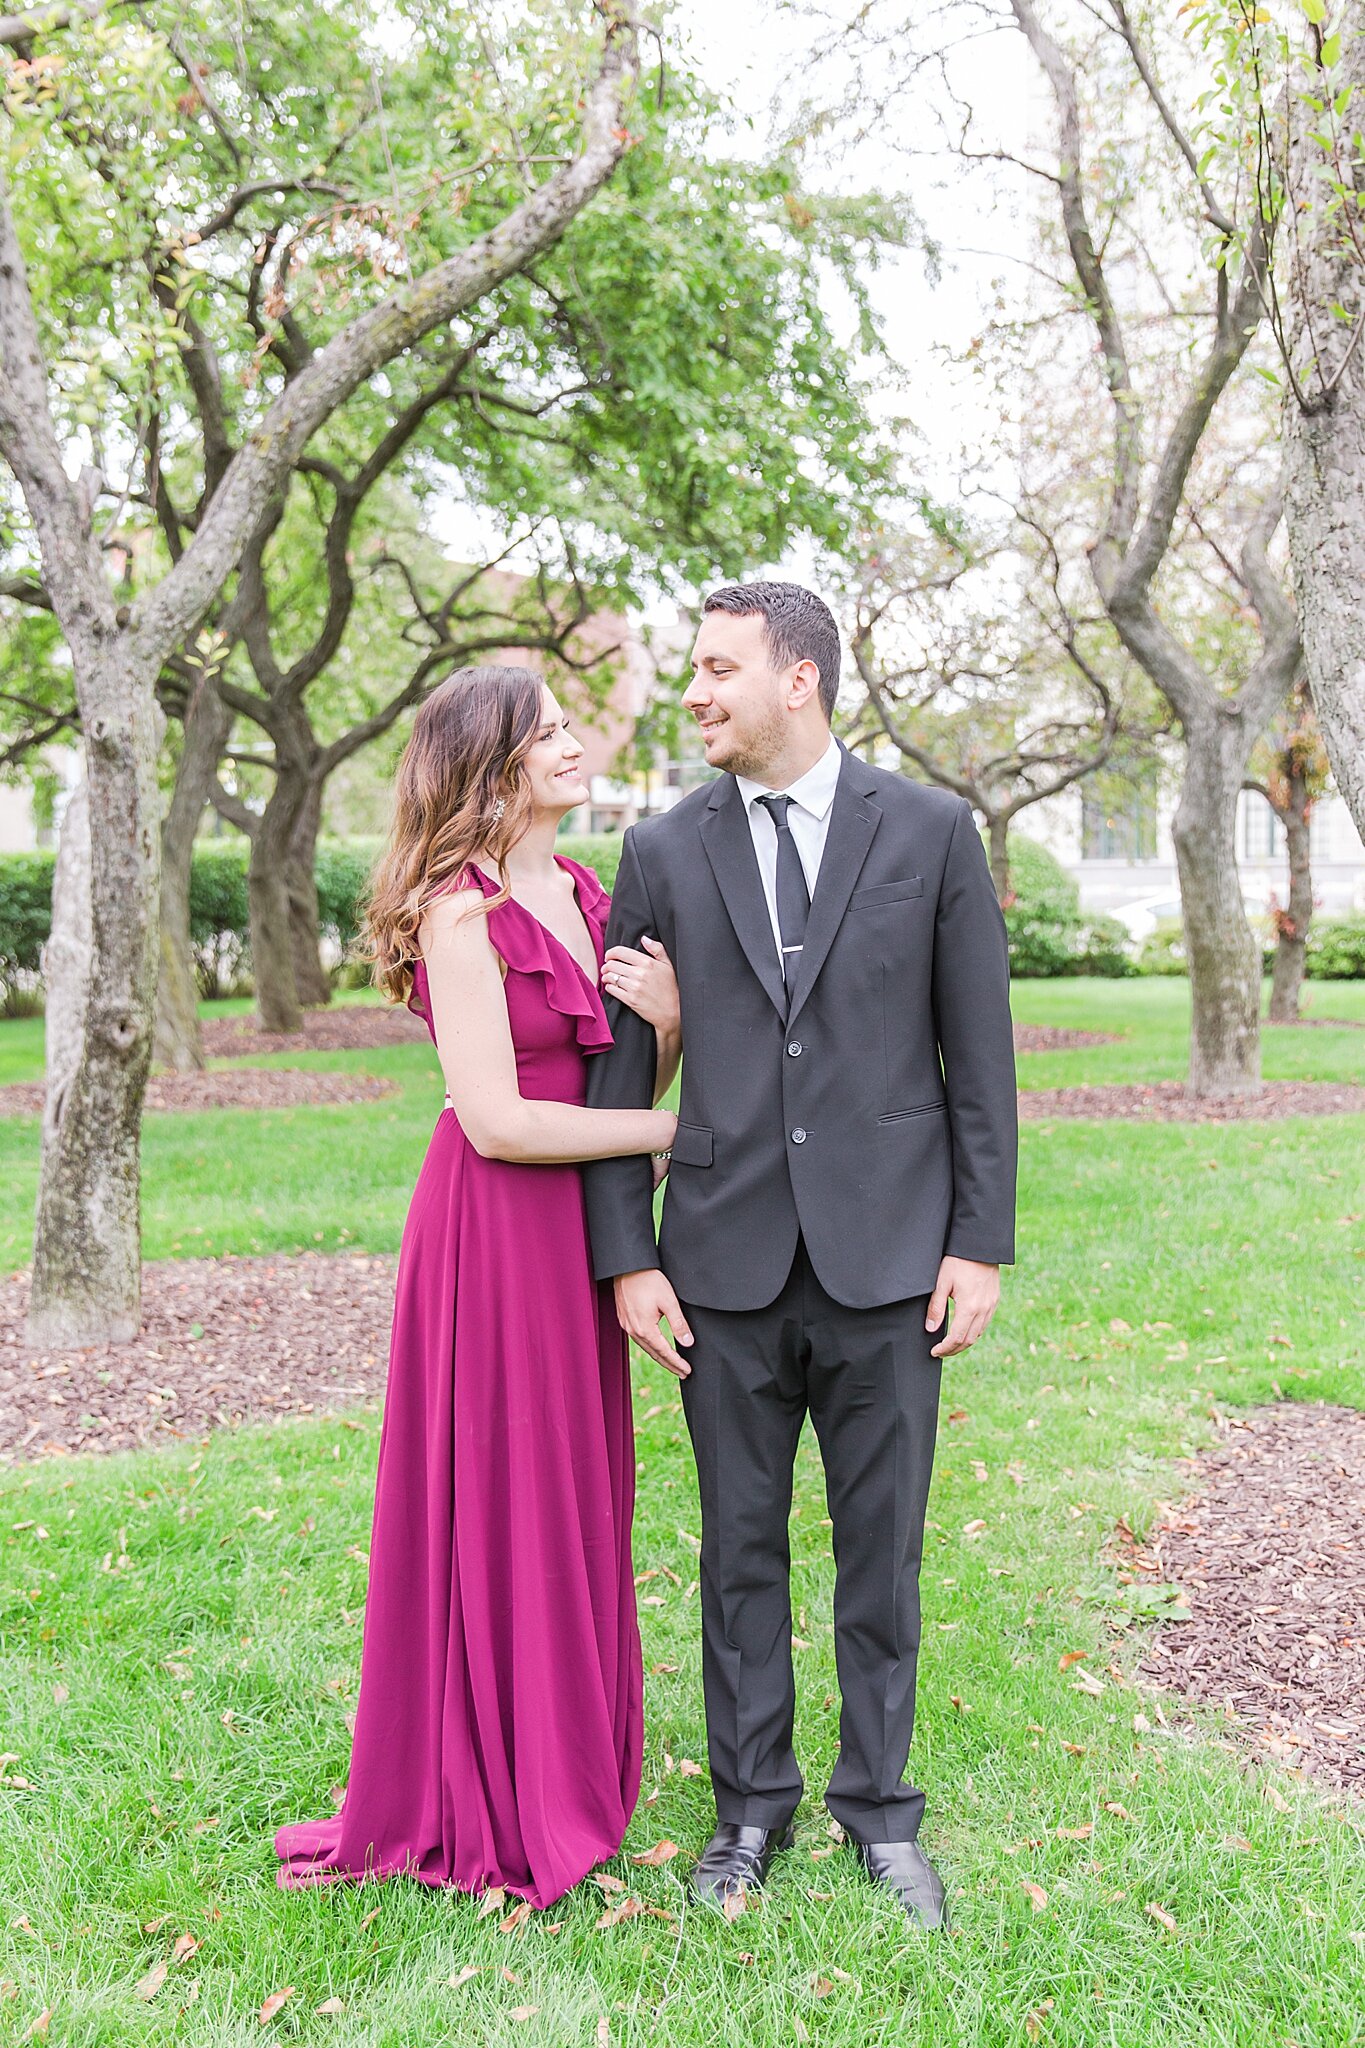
[652,1147,673,1159]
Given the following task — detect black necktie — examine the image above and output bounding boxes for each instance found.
[756,793,811,1001]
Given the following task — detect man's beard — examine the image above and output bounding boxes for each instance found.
[717,701,789,781]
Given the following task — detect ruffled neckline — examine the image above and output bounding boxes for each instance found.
[408,854,614,1057]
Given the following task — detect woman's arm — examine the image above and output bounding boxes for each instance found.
[420,891,675,1165]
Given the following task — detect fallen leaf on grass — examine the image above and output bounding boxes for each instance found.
[678,1759,704,1778]
[135,1962,168,2002]
[1145,1903,1178,1933]
[1222,1835,1253,1853]
[316,1997,346,2015]
[20,2010,50,2041]
[510,2007,539,2023]
[500,1902,533,1935]
[1262,1784,1290,1813]
[962,1519,987,1538]
[722,1887,748,1921]
[1058,1651,1088,1671]
[596,1898,645,1929]
[52,1685,68,1705]
[592,1872,625,1894]
[259,1986,295,2023]
[1056,1823,1093,1840]
[650,1663,679,1676]
[1102,1802,1133,1821]
[358,1908,380,1930]
[631,1841,678,1866]
[812,1976,835,1998]
[477,1887,506,1918]
[1072,1670,1105,1697]
[597,2021,611,2048]
[500,1968,521,1985]
[949,1695,971,1713]
[1024,1997,1055,2039]
[1020,1882,1048,1913]
[171,1934,200,1962]
[449,1967,485,1988]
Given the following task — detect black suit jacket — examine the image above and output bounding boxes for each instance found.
[583,745,1018,1311]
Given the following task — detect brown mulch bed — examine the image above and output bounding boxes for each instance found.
[0,1253,396,1462]
[1264,1013,1365,1029]
[200,1005,427,1058]
[1020,1080,1365,1121]
[0,1070,396,1119]
[1013,1024,1123,1052]
[1138,1403,1365,1795]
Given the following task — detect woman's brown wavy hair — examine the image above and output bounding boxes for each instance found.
[364,664,548,1006]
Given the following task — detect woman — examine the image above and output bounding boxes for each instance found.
[275,665,680,1909]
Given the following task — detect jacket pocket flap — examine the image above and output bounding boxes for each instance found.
[850,876,924,909]
[670,1121,714,1168]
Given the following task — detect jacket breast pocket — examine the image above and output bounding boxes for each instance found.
[670,1122,714,1168]
[849,876,924,910]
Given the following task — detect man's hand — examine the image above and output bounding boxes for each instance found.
[926,1257,1000,1358]
[614,1268,694,1378]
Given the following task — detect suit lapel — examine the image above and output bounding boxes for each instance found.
[786,750,882,1028]
[698,775,789,1020]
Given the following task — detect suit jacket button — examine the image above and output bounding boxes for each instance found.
[786,1040,803,1057]
[791,1127,807,1144]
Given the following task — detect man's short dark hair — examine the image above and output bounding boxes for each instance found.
[702,581,841,720]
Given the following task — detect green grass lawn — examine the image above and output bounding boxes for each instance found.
[0,982,1363,2045]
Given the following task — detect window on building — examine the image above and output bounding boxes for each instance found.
[1241,793,1283,860]
[1081,793,1157,861]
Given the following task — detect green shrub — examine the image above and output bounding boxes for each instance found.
[1071,913,1139,978]
[0,848,56,1012]
[1137,918,1187,976]
[1305,915,1365,979]
[556,833,624,892]
[186,841,250,996]
[999,834,1082,978]
[317,838,382,953]
[0,849,56,973]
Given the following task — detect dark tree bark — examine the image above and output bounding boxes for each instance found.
[154,675,233,1070]
[1268,764,1313,1025]
[286,777,330,1009]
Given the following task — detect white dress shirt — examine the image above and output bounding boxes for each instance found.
[734,735,843,966]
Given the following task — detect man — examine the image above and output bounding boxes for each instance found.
[585,582,1017,1930]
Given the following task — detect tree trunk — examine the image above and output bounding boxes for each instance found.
[986,810,1012,905]
[1282,8,1365,847]
[286,775,331,1008]
[27,655,162,1349]
[40,774,90,1149]
[154,677,233,1070]
[1268,759,1313,1024]
[1170,716,1262,1097]
[248,770,309,1034]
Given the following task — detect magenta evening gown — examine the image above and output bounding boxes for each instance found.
[274,856,643,1908]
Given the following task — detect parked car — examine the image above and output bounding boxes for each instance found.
[1111,886,1275,944]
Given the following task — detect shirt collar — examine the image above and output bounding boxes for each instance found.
[736,734,842,821]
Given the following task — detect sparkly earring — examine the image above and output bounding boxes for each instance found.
[490,797,506,823]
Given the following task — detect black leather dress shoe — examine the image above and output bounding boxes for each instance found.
[850,1838,950,1930]
[689,1822,795,1907]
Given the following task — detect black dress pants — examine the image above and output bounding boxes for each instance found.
[677,1236,945,1844]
